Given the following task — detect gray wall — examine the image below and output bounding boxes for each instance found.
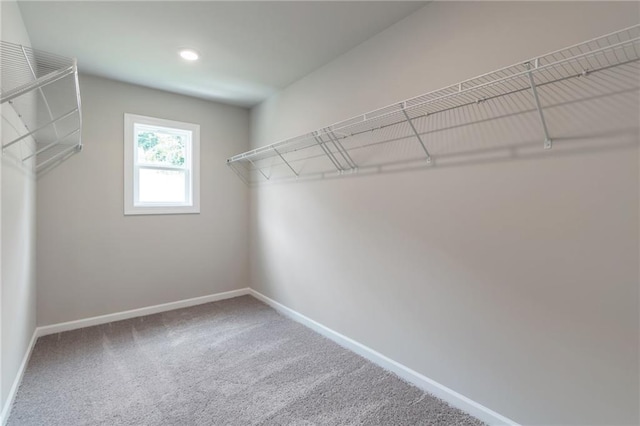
[0,0,37,415]
[36,74,250,325]
[250,2,639,425]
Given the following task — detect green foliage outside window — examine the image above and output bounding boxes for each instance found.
[137,131,185,166]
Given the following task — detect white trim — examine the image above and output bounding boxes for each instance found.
[123,113,201,216]
[248,289,519,426]
[1,329,38,426]
[2,288,517,426]
[37,288,249,337]
[1,288,249,424]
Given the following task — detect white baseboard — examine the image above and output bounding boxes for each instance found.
[37,287,250,337]
[248,289,519,426]
[1,288,250,424]
[2,288,250,425]
[1,329,38,426]
[3,287,517,426]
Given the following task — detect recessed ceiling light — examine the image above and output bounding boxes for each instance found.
[179,49,199,61]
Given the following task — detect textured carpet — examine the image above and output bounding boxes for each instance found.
[8,296,484,425]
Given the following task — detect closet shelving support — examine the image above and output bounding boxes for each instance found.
[1,41,82,174]
[227,25,640,184]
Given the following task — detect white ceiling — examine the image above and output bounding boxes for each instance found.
[18,1,426,107]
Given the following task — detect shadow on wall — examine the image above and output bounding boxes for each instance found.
[230,37,640,186]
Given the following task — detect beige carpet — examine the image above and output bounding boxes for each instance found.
[8,296,485,425]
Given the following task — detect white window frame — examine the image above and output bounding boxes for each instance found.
[124,113,200,215]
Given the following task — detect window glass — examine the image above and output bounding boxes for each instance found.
[138,169,186,203]
[124,114,200,215]
[136,125,188,167]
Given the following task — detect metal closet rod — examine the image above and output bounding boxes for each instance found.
[240,55,638,178]
[227,24,640,169]
[0,64,75,104]
[317,58,637,144]
[2,108,78,150]
[1,41,83,173]
[36,143,81,171]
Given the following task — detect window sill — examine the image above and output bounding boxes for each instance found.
[124,206,200,216]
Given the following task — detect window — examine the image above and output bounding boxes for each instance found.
[124,114,200,215]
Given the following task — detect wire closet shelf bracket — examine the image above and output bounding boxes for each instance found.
[1,41,82,174]
[226,25,640,185]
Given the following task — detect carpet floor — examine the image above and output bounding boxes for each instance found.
[8,296,484,425]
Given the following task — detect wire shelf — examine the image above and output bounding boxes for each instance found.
[227,25,640,185]
[1,41,82,174]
